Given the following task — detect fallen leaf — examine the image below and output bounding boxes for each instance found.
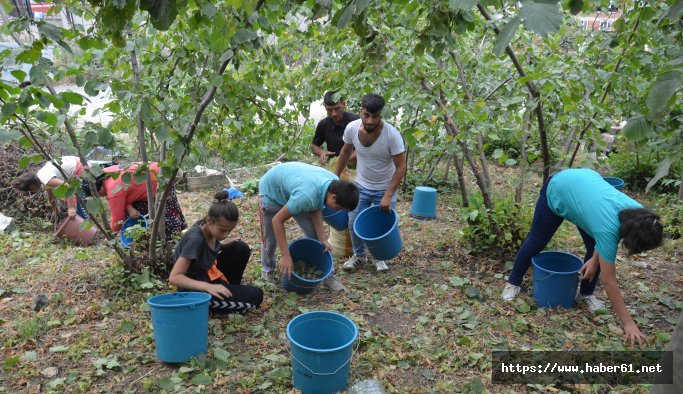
[608,323,624,336]
[41,367,58,377]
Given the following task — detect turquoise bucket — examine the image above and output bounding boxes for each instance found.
[322,206,349,231]
[281,238,333,294]
[532,251,582,308]
[147,292,211,363]
[353,206,402,260]
[287,311,358,394]
[409,186,437,220]
[120,215,148,249]
[603,177,624,191]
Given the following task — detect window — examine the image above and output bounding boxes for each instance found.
[599,20,611,31]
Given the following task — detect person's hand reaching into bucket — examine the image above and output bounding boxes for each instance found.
[379,194,392,212]
[126,205,141,219]
[578,255,599,281]
[321,238,332,253]
[67,206,77,218]
[203,283,232,300]
[279,255,294,279]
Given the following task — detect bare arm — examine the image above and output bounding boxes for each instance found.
[310,209,332,252]
[272,205,294,278]
[169,256,232,300]
[599,254,646,347]
[335,143,354,177]
[379,152,407,211]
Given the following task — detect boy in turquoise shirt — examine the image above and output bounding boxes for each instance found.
[259,162,359,291]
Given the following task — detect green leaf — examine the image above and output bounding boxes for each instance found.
[646,70,682,121]
[16,47,41,64]
[192,374,212,385]
[333,1,355,28]
[520,0,564,37]
[4,356,20,370]
[38,23,64,42]
[1,102,17,116]
[49,345,69,353]
[622,116,652,142]
[10,69,27,83]
[219,49,234,62]
[97,128,114,145]
[140,0,179,31]
[201,2,217,18]
[645,158,672,193]
[233,28,257,44]
[516,302,531,313]
[355,0,371,14]
[566,0,583,15]
[449,0,478,10]
[465,286,482,300]
[84,80,108,96]
[0,129,22,144]
[52,184,72,199]
[666,0,683,20]
[214,348,230,362]
[59,92,84,105]
[494,16,520,57]
[35,111,58,127]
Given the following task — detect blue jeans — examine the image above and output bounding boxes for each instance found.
[508,179,601,296]
[347,185,397,258]
[259,199,317,273]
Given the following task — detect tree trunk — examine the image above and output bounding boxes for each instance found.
[476,4,551,180]
[515,103,532,203]
[452,151,469,207]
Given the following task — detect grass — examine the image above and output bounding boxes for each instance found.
[0,167,681,393]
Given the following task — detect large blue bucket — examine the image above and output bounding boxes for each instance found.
[322,206,348,231]
[410,186,437,220]
[532,251,582,308]
[120,215,148,249]
[281,238,333,294]
[287,311,358,394]
[603,177,624,191]
[147,292,211,363]
[353,206,402,260]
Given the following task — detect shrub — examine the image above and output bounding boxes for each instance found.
[459,195,530,258]
[607,151,681,193]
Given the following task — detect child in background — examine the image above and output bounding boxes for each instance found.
[169,190,263,314]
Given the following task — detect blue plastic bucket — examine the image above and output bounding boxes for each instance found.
[532,251,583,308]
[322,206,349,231]
[603,177,624,191]
[147,292,211,363]
[287,311,358,394]
[353,206,402,260]
[281,238,333,294]
[120,215,148,249]
[410,186,437,220]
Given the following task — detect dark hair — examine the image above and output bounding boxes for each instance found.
[81,174,107,197]
[361,93,385,114]
[12,172,41,191]
[323,90,343,106]
[208,190,239,222]
[619,208,663,254]
[327,180,359,211]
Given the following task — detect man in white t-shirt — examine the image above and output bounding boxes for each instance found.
[334,93,407,272]
[12,156,89,218]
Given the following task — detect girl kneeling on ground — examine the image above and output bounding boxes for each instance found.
[169,190,263,314]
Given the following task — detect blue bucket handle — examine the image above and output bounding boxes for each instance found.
[289,338,360,376]
[322,210,345,220]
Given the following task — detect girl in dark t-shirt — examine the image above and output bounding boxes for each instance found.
[170,190,263,314]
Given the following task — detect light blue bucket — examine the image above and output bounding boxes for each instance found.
[120,215,148,249]
[603,177,624,191]
[353,206,402,260]
[147,292,211,363]
[322,206,349,231]
[532,251,582,308]
[281,238,333,294]
[410,186,437,220]
[287,311,359,394]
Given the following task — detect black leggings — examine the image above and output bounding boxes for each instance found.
[209,240,263,314]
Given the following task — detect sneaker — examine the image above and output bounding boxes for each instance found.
[502,283,521,301]
[261,270,276,283]
[342,255,368,271]
[374,260,389,272]
[576,293,606,314]
[321,274,346,292]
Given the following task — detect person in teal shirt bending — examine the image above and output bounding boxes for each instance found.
[258,162,359,291]
[502,168,663,347]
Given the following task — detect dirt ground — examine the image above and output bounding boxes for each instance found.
[0,167,681,393]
